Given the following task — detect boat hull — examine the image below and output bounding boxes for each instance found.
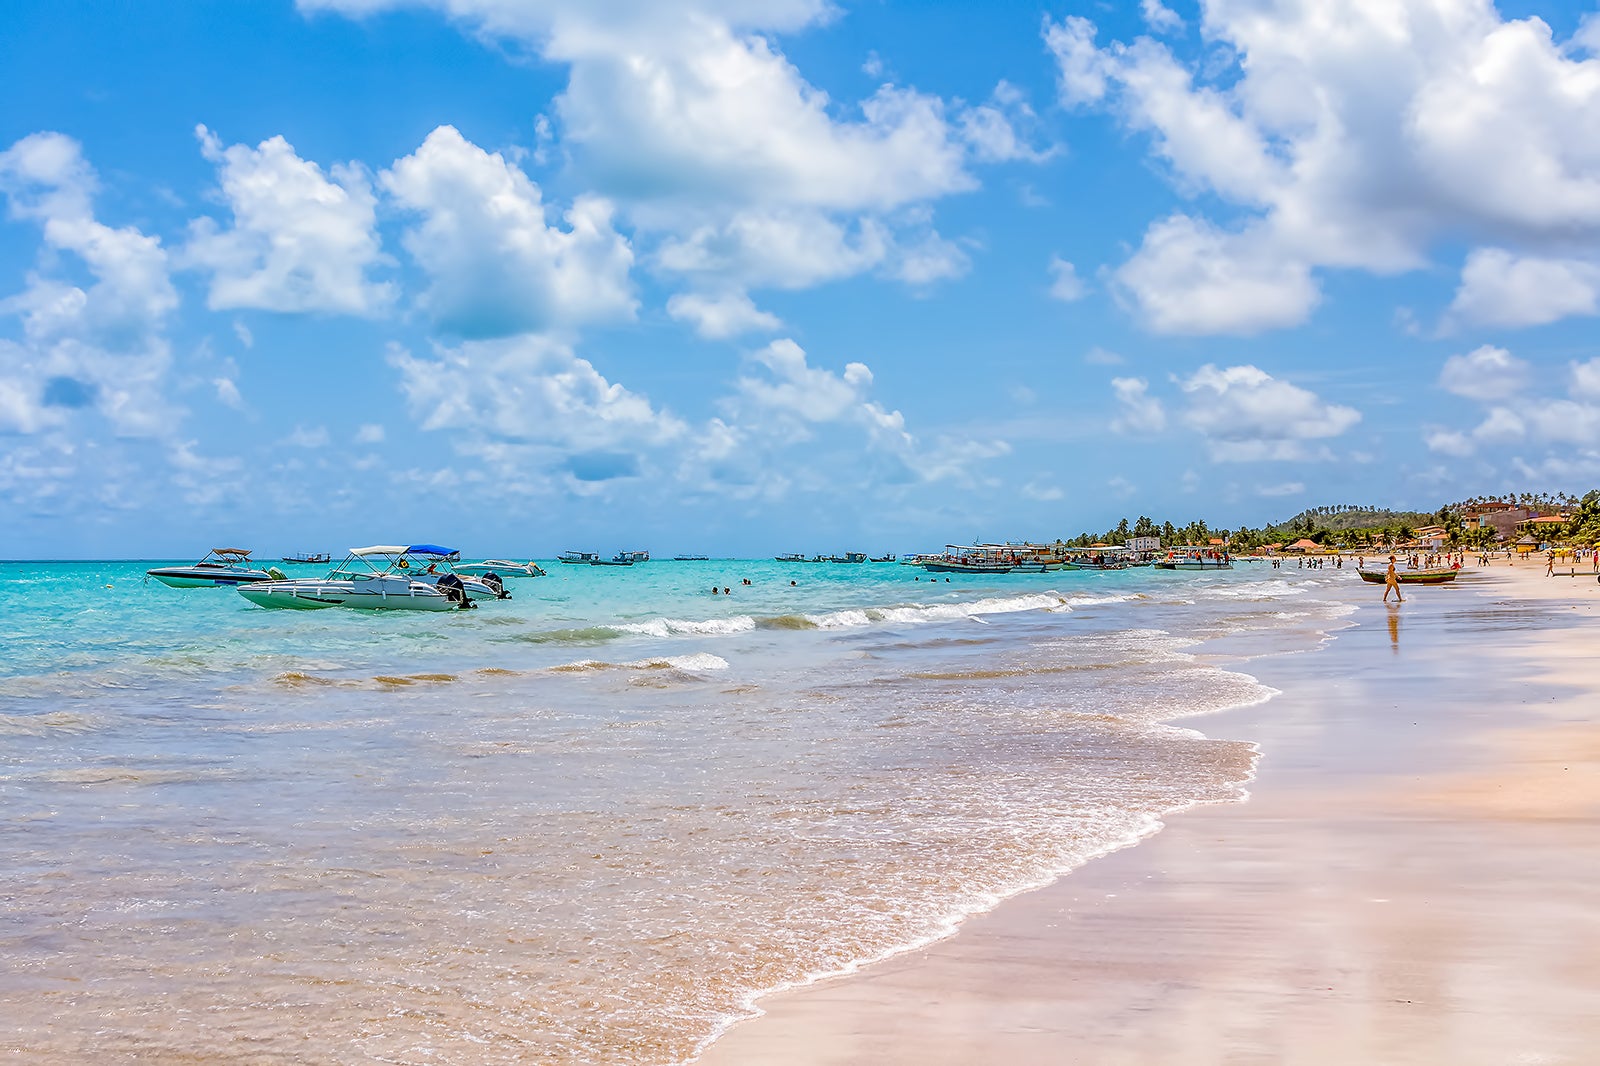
[237,577,463,611]
[1357,568,1459,585]
[147,566,274,588]
[921,562,1014,574]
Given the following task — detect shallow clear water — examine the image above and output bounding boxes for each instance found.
[0,558,1357,1063]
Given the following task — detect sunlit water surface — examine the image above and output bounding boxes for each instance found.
[0,558,1358,1063]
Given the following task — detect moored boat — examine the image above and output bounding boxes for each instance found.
[280,551,331,565]
[558,550,599,564]
[237,547,475,611]
[456,559,546,578]
[147,549,281,588]
[1154,548,1233,571]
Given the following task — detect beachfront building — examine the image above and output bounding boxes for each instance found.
[1520,515,1570,542]
[1413,525,1447,550]
[1127,536,1160,553]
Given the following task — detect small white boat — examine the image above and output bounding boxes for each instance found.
[147,548,282,588]
[237,546,483,611]
[558,550,599,564]
[456,559,546,578]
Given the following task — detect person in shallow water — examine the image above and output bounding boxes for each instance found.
[1384,556,1404,603]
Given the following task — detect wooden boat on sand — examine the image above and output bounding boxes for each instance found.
[1357,567,1459,585]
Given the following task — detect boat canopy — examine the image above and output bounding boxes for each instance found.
[213,548,252,557]
[350,545,410,557]
[348,544,459,557]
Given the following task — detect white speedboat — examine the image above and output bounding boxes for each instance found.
[237,546,477,611]
[147,548,282,588]
[456,559,546,578]
[387,545,511,600]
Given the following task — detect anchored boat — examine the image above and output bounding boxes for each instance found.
[147,548,281,588]
[236,546,490,611]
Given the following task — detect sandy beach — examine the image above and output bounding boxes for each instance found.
[699,559,1600,1065]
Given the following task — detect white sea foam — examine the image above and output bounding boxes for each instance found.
[806,592,1069,630]
[552,653,731,673]
[614,616,757,638]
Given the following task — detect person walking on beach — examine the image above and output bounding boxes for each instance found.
[1547,553,1555,577]
[1383,556,1403,603]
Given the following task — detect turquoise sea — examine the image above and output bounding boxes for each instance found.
[0,557,1357,1063]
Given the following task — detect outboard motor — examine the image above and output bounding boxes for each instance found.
[434,572,475,608]
[482,572,510,599]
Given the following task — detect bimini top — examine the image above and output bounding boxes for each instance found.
[348,544,458,558]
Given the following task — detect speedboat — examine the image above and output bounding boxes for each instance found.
[377,545,511,600]
[456,559,546,578]
[237,547,476,611]
[147,548,282,588]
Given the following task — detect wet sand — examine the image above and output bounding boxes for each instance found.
[698,558,1600,1065]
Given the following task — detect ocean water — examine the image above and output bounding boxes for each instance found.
[0,557,1357,1063]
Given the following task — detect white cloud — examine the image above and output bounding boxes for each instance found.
[1047,4,1600,333]
[1424,428,1476,457]
[1570,358,1600,400]
[186,126,392,315]
[283,424,330,448]
[1438,344,1530,402]
[656,208,889,290]
[958,82,1052,164]
[1447,249,1600,328]
[382,125,636,337]
[1048,256,1085,302]
[1022,480,1064,501]
[737,338,900,434]
[213,377,243,409]
[355,423,385,444]
[1109,376,1166,434]
[666,290,782,339]
[307,1,1029,304]
[1114,215,1318,335]
[1257,481,1304,497]
[1178,364,1360,461]
[391,335,685,471]
[0,132,179,439]
[1084,346,1123,366]
[890,231,970,285]
[1140,0,1183,35]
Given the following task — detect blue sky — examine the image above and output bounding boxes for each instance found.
[4,0,1600,558]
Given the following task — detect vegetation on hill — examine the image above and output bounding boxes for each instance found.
[1049,490,1600,551]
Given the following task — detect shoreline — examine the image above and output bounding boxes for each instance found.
[697,560,1600,1065]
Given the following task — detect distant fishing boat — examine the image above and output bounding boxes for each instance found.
[1154,549,1233,571]
[775,553,805,562]
[1357,567,1459,585]
[558,550,599,564]
[870,554,896,563]
[280,551,331,565]
[590,552,637,567]
[920,545,1015,574]
[1064,547,1131,571]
